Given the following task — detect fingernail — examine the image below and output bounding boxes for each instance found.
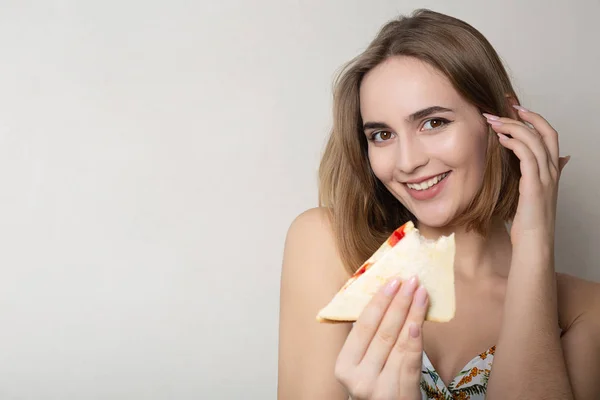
[414,285,428,306]
[409,323,420,338]
[401,276,418,297]
[487,119,503,126]
[384,278,401,296]
[482,113,500,120]
[512,104,529,112]
[497,133,509,140]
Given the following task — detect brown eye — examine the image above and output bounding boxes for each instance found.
[423,118,450,131]
[371,131,395,142]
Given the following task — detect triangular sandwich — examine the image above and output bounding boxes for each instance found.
[316,220,456,323]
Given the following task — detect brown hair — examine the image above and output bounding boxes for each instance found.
[318,8,522,273]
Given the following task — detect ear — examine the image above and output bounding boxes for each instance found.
[504,94,520,119]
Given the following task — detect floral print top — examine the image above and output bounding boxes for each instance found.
[420,346,495,399]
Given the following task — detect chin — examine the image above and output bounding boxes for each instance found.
[413,214,454,229]
[408,203,458,230]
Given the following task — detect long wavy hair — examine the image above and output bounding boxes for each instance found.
[318,9,522,273]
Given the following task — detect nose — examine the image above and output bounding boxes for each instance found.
[395,135,429,174]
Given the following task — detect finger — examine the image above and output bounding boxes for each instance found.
[496,133,541,183]
[360,276,419,371]
[338,277,402,367]
[483,112,539,137]
[486,117,550,182]
[484,115,550,177]
[512,105,560,166]
[397,287,428,398]
[380,285,428,381]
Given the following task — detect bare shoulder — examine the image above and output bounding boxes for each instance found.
[556,274,600,398]
[277,207,352,400]
[282,207,351,290]
[284,207,344,270]
[556,272,600,332]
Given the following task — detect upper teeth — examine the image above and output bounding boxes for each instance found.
[407,172,449,191]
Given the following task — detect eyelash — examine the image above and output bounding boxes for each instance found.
[368,118,452,142]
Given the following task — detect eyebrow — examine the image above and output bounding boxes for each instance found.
[362,106,454,131]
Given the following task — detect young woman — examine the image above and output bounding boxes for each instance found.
[278,9,600,400]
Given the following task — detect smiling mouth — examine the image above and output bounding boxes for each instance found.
[405,172,450,191]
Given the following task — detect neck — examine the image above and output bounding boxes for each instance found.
[416,217,513,280]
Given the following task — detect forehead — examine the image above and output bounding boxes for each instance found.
[359,56,467,119]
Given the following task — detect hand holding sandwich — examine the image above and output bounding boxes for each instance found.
[334,275,428,400]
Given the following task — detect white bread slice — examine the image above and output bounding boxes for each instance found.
[316,220,455,323]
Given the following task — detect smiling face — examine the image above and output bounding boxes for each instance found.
[359,56,490,229]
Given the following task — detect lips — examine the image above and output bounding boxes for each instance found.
[403,171,451,201]
[405,171,450,191]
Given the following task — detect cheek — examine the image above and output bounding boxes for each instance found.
[440,125,489,168]
[368,147,396,181]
